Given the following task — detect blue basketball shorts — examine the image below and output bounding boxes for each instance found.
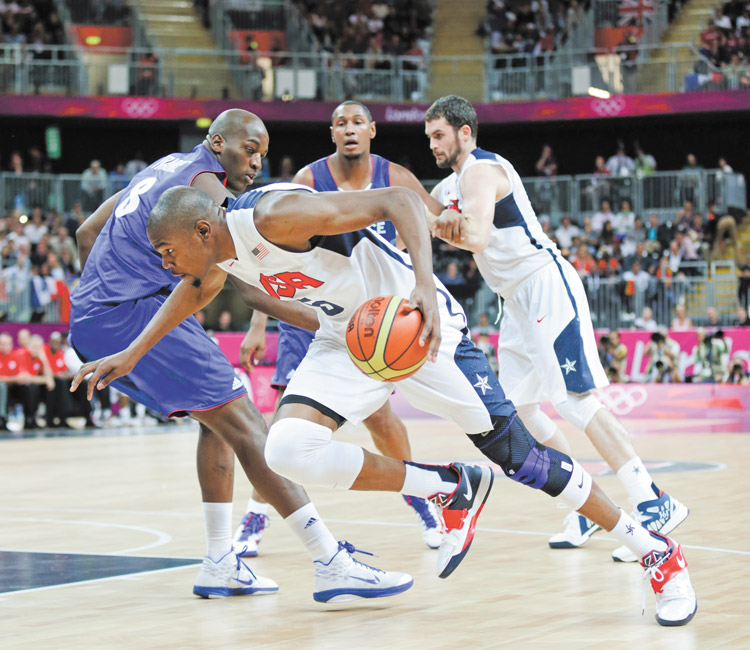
[70,293,247,417]
[270,323,315,389]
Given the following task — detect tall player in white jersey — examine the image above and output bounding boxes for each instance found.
[235,101,446,554]
[76,181,694,624]
[424,96,689,562]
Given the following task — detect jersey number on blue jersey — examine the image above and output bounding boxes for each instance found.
[115,177,157,218]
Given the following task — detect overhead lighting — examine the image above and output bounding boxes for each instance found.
[196,117,212,128]
[85,35,101,46]
[588,87,611,99]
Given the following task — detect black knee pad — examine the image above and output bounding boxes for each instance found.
[468,413,572,497]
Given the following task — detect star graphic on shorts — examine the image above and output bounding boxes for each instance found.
[626,523,635,535]
[473,374,492,395]
[633,466,641,475]
[561,358,577,375]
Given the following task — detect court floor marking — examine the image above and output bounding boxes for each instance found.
[3,511,748,557]
[0,516,172,554]
[0,563,200,600]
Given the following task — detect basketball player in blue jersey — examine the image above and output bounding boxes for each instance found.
[425,96,695,623]
[75,182,694,624]
[234,101,447,555]
[69,109,414,603]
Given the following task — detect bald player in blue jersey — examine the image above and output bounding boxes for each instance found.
[233,101,448,556]
[70,109,412,603]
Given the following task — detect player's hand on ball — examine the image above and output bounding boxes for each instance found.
[70,350,139,400]
[430,207,465,243]
[240,326,266,372]
[406,283,441,362]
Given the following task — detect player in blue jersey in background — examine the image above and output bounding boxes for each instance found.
[70,109,412,602]
[233,101,448,556]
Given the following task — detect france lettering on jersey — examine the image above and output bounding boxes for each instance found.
[308,154,396,245]
[433,147,561,298]
[220,185,467,342]
[72,144,226,309]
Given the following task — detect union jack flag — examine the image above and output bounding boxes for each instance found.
[618,0,655,27]
[252,243,269,260]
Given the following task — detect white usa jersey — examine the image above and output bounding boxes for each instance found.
[433,147,561,297]
[218,183,467,342]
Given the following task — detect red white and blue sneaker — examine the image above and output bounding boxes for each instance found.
[548,511,602,549]
[193,549,278,598]
[429,462,494,579]
[613,483,689,562]
[232,511,270,558]
[403,495,443,549]
[313,541,413,603]
[641,532,697,626]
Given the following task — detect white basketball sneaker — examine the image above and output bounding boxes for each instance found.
[641,533,697,626]
[613,484,689,562]
[403,495,443,549]
[232,511,270,558]
[313,541,413,603]
[548,511,602,549]
[193,549,278,598]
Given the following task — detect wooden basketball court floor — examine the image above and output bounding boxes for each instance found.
[1,416,748,649]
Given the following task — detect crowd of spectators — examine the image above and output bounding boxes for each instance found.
[479,0,582,60]
[64,0,129,26]
[597,318,750,385]
[295,0,432,61]
[692,1,750,90]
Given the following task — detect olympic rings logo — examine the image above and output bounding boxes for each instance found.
[596,385,648,416]
[121,98,161,119]
[591,97,626,117]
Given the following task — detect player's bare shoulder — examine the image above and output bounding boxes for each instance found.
[291,165,315,189]
[461,160,511,201]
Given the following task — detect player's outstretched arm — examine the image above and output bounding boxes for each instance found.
[389,163,444,249]
[254,187,441,360]
[70,266,228,399]
[76,190,123,269]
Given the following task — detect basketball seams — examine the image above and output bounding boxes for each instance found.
[384,308,424,370]
[371,296,401,372]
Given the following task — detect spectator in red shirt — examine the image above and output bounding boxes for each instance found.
[44,331,96,428]
[25,334,54,429]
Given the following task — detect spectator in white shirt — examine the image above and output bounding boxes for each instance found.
[591,199,616,235]
[23,207,48,245]
[554,215,581,249]
[634,306,659,331]
[606,144,635,177]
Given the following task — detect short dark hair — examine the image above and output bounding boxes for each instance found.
[331,100,372,123]
[424,95,478,138]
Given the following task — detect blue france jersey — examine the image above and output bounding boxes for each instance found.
[72,145,226,308]
[308,153,396,245]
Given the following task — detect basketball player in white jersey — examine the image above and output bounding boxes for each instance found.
[424,96,689,563]
[235,100,447,554]
[74,181,695,624]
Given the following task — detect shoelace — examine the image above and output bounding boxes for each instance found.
[234,552,258,582]
[239,513,269,538]
[339,541,385,575]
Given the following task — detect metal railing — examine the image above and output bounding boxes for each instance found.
[1,169,745,226]
[585,267,738,331]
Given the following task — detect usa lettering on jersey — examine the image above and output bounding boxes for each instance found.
[259,272,324,299]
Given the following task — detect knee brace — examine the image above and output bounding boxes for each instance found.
[554,392,603,431]
[468,413,573,497]
[265,418,364,490]
[516,403,558,444]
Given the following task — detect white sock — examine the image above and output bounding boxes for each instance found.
[203,502,233,561]
[400,462,458,499]
[285,503,339,563]
[246,497,269,516]
[616,457,656,503]
[610,509,668,560]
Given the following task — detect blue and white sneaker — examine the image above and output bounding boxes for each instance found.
[232,511,270,558]
[193,549,278,598]
[548,511,602,549]
[430,462,494,579]
[403,495,443,549]
[613,483,689,562]
[313,541,413,603]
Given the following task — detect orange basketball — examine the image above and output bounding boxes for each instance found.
[345,295,428,382]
